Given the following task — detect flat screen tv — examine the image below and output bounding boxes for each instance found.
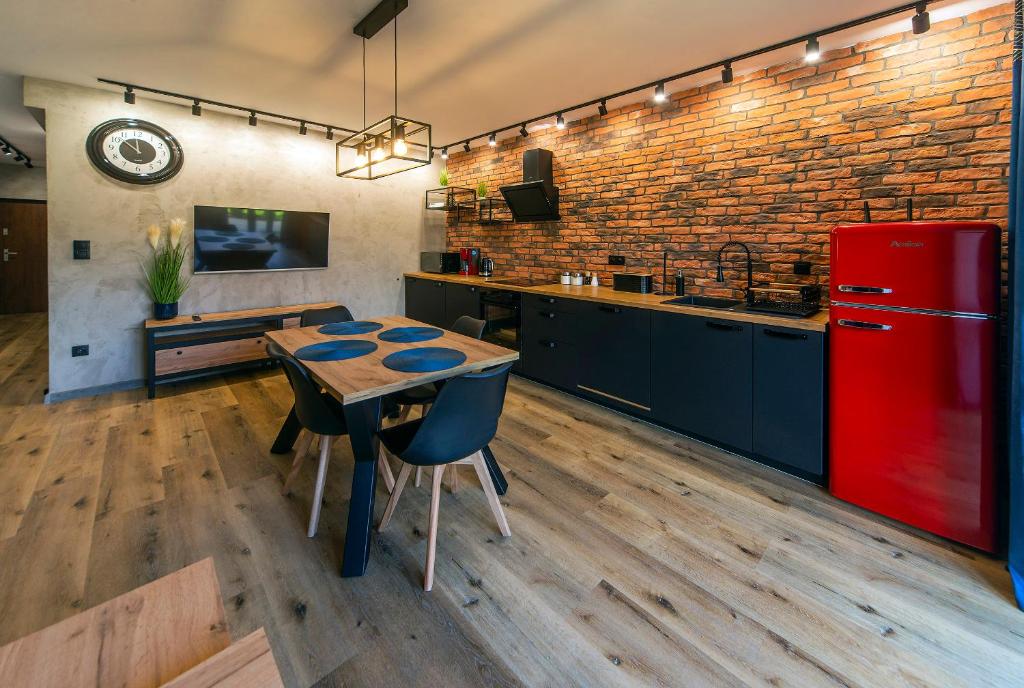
[193,205,329,273]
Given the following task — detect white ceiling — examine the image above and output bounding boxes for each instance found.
[0,0,1005,167]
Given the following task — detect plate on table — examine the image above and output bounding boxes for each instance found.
[318,321,384,335]
[294,340,377,361]
[382,347,467,373]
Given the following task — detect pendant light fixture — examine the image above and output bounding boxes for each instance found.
[338,0,431,180]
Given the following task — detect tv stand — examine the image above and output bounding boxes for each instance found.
[144,302,335,398]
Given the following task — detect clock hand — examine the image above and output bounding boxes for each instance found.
[129,139,141,155]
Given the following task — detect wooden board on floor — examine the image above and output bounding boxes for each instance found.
[160,628,284,688]
[0,558,230,688]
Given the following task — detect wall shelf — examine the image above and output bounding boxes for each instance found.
[425,186,474,212]
[477,196,513,225]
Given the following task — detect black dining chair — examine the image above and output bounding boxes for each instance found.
[268,344,394,537]
[300,305,354,327]
[387,315,486,490]
[377,362,513,591]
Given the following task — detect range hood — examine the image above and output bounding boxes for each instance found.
[499,149,560,222]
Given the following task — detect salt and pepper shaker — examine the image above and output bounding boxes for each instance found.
[560,271,571,285]
[590,272,600,286]
[571,272,584,286]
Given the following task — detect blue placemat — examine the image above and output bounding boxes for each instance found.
[377,326,444,343]
[318,320,384,335]
[294,340,377,361]
[382,347,467,373]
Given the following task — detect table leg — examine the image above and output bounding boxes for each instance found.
[481,444,508,496]
[270,406,302,454]
[340,396,383,577]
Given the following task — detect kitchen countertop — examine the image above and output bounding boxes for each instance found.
[404,272,829,332]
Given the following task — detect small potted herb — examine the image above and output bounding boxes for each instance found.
[476,181,488,199]
[439,167,449,187]
[143,218,190,320]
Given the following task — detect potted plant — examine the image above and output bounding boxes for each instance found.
[143,218,190,320]
[439,167,449,187]
[476,181,488,199]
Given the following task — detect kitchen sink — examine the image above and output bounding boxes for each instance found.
[661,295,742,309]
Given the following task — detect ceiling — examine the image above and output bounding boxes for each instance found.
[0,0,1005,167]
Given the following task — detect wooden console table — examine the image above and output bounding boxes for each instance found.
[144,302,336,398]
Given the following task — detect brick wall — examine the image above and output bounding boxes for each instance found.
[444,3,1012,300]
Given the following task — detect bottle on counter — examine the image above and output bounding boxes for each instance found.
[561,271,571,285]
[674,269,685,296]
[590,272,600,286]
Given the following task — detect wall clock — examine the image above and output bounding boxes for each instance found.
[86,118,183,185]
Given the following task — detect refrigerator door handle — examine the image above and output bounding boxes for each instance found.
[838,285,893,294]
[837,318,893,331]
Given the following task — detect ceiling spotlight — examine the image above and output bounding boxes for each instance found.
[248,111,257,126]
[191,99,201,116]
[520,124,529,138]
[464,141,471,153]
[654,82,666,103]
[124,86,135,104]
[1,146,10,156]
[722,62,734,84]
[912,2,930,34]
[488,132,497,147]
[805,36,821,63]
[598,100,608,116]
[24,161,33,169]
[441,147,448,160]
[325,127,334,140]
[556,113,565,129]
[13,153,24,162]
[299,121,308,136]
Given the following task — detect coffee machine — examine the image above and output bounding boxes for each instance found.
[459,247,480,276]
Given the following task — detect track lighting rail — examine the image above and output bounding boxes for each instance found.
[96,78,359,137]
[439,0,932,151]
[0,134,32,169]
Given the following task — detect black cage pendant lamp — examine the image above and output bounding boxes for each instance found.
[338,0,431,180]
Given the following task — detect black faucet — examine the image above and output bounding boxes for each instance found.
[716,242,754,305]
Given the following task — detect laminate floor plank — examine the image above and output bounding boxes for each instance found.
[0,313,1019,688]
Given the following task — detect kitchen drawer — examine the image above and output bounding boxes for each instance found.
[524,305,577,342]
[523,292,578,313]
[282,316,301,329]
[444,283,482,327]
[523,336,578,391]
[155,336,269,375]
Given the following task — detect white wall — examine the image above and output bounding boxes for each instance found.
[24,78,445,399]
[0,165,46,200]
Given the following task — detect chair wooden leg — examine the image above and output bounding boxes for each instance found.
[282,430,314,495]
[415,467,423,488]
[397,405,412,423]
[424,464,446,591]
[378,463,412,531]
[421,403,432,417]
[377,446,396,494]
[470,451,511,537]
[307,435,333,538]
[449,465,459,493]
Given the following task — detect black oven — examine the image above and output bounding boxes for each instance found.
[480,289,522,371]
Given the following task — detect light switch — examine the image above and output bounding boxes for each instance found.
[73,240,90,260]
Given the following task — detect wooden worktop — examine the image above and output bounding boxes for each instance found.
[405,272,829,332]
[145,301,337,330]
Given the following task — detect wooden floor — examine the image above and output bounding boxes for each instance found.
[1,312,1021,687]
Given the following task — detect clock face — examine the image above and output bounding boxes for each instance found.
[86,119,183,185]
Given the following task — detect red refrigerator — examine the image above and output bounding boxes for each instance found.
[829,221,999,552]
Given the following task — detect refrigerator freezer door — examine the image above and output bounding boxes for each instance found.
[830,222,999,315]
[829,304,997,551]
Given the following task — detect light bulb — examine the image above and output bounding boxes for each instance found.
[393,138,408,155]
[805,37,821,63]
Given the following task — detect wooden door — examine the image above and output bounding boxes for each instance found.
[0,200,47,314]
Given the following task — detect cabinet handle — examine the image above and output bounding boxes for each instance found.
[838,284,892,294]
[837,318,892,331]
[538,311,556,319]
[434,282,443,287]
[469,287,476,292]
[598,305,622,314]
[539,340,557,348]
[540,297,557,304]
[763,328,807,340]
[706,321,742,331]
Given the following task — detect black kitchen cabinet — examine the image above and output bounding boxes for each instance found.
[652,312,753,452]
[522,300,580,391]
[444,283,482,327]
[404,276,446,327]
[753,326,825,481]
[576,303,652,412]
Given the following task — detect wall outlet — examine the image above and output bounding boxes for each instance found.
[608,255,626,265]
[793,261,812,275]
[73,240,91,260]
[71,345,89,357]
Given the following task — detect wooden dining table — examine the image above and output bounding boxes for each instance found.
[265,315,519,577]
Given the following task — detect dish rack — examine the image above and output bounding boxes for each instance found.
[745,285,822,318]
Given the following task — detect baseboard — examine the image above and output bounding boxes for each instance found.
[45,378,145,404]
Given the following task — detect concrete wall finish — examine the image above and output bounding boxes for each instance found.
[0,165,47,200]
[25,78,443,398]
